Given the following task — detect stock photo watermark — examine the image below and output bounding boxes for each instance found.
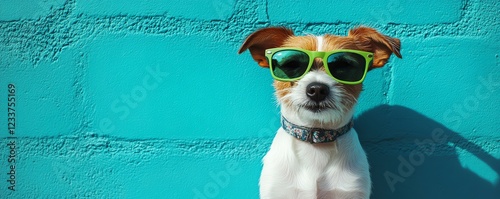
[193,161,242,199]
[257,113,281,139]
[51,160,78,193]
[384,72,500,192]
[97,64,169,134]
[443,73,500,129]
[5,83,17,191]
[383,128,447,192]
[370,0,403,23]
[212,0,236,19]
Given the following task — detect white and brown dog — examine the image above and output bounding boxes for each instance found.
[238,27,401,199]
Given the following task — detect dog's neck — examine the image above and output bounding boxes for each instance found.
[281,116,353,144]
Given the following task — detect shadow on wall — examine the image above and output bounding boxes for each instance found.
[355,105,500,199]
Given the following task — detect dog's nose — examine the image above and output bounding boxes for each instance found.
[306,82,330,102]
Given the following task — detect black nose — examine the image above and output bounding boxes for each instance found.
[306,82,330,102]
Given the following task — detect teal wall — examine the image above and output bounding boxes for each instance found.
[1,0,499,198]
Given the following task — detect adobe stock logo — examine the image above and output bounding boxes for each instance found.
[443,73,500,129]
[384,72,500,193]
[193,161,241,199]
[371,0,403,23]
[212,0,236,19]
[256,112,281,139]
[98,64,169,134]
[384,128,448,193]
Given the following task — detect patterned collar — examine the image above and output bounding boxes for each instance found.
[281,116,353,144]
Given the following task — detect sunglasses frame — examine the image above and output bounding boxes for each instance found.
[265,47,374,85]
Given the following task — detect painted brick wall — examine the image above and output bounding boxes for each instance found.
[0,0,499,198]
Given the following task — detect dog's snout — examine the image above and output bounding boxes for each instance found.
[306,82,330,102]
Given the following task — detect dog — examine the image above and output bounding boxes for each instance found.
[238,26,401,199]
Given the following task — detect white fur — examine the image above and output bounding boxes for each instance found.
[259,37,371,199]
[260,128,370,199]
[278,71,356,129]
[317,36,324,51]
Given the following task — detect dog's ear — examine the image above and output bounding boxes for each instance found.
[348,27,402,69]
[238,27,294,67]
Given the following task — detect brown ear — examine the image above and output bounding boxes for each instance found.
[348,27,402,69]
[238,27,294,67]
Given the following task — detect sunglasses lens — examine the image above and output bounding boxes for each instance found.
[327,52,366,82]
[271,50,310,80]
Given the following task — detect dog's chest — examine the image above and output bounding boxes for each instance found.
[265,128,355,177]
[293,136,340,170]
[261,128,370,198]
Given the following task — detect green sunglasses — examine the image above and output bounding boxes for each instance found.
[265,48,374,84]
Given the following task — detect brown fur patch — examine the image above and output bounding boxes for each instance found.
[337,83,363,112]
[273,81,294,99]
[282,36,317,51]
[238,27,294,67]
[272,35,367,105]
[267,29,400,110]
[322,35,364,51]
[273,36,318,99]
[321,35,367,110]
